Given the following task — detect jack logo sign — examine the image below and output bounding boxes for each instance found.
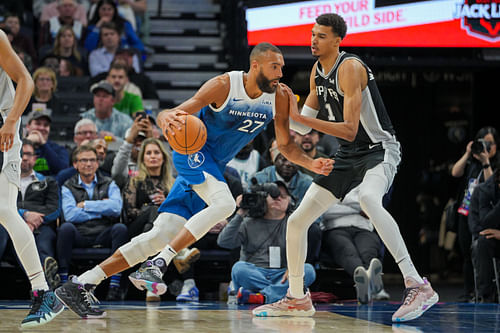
[454,0,500,42]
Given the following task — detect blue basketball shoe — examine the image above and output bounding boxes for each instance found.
[21,289,64,328]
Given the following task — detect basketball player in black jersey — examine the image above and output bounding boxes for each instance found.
[253,13,438,322]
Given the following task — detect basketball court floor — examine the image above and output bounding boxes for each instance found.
[0,300,498,332]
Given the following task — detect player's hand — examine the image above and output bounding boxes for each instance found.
[480,228,500,240]
[281,270,289,284]
[157,109,188,136]
[0,119,16,152]
[311,157,334,176]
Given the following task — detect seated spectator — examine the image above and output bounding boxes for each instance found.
[90,50,158,99]
[217,181,316,305]
[25,110,70,176]
[293,129,329,178]
[469,171,500,303]
[57,144,128,301]
[59,58,77,77]
[227,140,265,190]
[107,62,143,117]
[111,113,153,188]
[88,22,141,77]
[253,140,322,264]
[39,0,88,26]
[0,139,60,289]
[39,0,85,47]
[322,184,389,303]
[25,67,60,116]
[45,25,88,76]
[40,54,61,76]
[80,80,134,140]
[3,13,37,66]
[84,0,145,55]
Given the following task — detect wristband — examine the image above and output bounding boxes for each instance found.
[483,164,491,169]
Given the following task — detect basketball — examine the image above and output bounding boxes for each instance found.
[163,114,207,155]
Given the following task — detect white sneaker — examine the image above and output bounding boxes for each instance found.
[354,266,371,304]
[373,289,390,300]
[367,258,384,295]
[176,281,199,302]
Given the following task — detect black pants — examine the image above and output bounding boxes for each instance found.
[126,205,159,239]
[458,214,474,294]
[476,235,500,298]
[306,222,322,264]
[323,226,381,277]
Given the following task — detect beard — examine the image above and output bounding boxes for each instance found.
[256,70,277,93]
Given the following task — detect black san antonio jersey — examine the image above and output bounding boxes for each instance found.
[315,51,395,151]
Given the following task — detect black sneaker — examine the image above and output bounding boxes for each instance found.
[55,277,106,318]
[43,257,61,290]
[129,259,167,296]
[21,289,64,328]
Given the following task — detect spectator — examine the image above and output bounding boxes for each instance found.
[322,184,389,303]
[217,181,316,305]
[451,126,499,301]
[80,80,134,140]
[40,54,61,76]
[38,0,88,25]
[88,22,141,77]
[59,58,77,77]
[3,13,37,66]
[89,50,158,99]
[84,0,145,55]
[107,62,143,117]
[0,139,61,289]
[253,140,322,264]
[47,25,88,76]
[39,0,86,48]
[293,129,329,178]
[227,140,266,190]
[469,171,500,303]
[25,67,60,116]
[111,113,153,188]
[25,110,70,176]
[57,144,128,301]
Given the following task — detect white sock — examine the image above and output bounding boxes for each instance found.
[79,265,107,286]
[30,271,49,291]
[398,258,424,285]
[154,245,177,266]
[183,278,195,288]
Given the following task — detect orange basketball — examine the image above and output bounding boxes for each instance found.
[163,114,207,155]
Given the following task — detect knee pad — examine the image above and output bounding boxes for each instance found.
[120,213,186,266]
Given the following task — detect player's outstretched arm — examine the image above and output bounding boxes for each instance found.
[274,84,333,176]
[0,30,34,152]
[157,74,230,135]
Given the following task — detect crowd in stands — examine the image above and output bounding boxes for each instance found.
[1,0,498,306]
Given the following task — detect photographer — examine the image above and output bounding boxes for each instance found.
[451,126,499,301]
[217,181,316,305]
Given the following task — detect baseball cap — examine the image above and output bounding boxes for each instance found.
[27,109,52,123]
[274,180,292,197]
[90,80,115,96]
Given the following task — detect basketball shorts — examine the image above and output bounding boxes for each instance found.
[0,111,21,188]
[314,138,401,200]
[158,146,226,220]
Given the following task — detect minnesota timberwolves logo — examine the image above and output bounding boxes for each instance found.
[454,0,500,42]
[188,152,205,169]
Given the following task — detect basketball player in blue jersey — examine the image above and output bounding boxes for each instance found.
[55,42,333,318]
[253,14,438,322]
[0,30,64,328]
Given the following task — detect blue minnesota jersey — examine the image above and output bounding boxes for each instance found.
[200,71,275,164]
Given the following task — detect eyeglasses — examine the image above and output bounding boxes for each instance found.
[22,152,36,157]
[77,158,97,164]
[76,131,97,136]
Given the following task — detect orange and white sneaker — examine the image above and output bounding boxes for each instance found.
[252,290,315,317]
[392,277,439,322]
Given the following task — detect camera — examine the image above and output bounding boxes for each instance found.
[240,179,280,218]
[471,139,492,155]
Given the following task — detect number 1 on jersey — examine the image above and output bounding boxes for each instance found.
[325,103,336,121]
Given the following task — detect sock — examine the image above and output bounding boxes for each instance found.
[29,271,49,291]
[109,273,121,289]
[398,257,424,285]
[60,272,68,284]
[289,275,305,299]
[79,265,107,286]
[183,278,195,288]
[248,293,265,304]
[154,245,177,266]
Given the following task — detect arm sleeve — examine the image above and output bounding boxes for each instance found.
[289,105,319,135]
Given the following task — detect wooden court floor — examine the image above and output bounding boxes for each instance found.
[0,300,499,332]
